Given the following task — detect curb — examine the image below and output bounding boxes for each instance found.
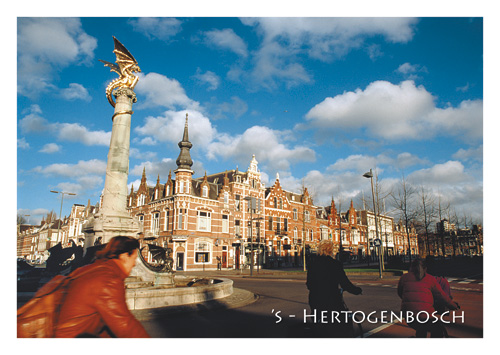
[132,288,258,321]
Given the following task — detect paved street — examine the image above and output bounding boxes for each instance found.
[139,269,483,338]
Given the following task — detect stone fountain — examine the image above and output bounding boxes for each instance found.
[81,36,233,311]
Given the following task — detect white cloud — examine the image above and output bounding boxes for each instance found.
[135,72,200,110]
[456,83,470,93]
[17,18,97,98]
[206,96,248,120]
[238,17,418,90]
[59,83,91,101]
[452,145,483,162]
[18,137,30,150]
[57,123,111,146]
[135,109,216,149]
[33,159,107,178]
[305,80,483,142]
[207,125,316,172]
[202,28,248,57]
[326,152,427,175]
[193,68,221,91]
[19,105,111,146]
[129,148,157,161]
[408,161,472,185]
[39,143,61,153]
[128,18,182,41]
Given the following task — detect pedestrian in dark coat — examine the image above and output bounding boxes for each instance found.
[306,240,362,337]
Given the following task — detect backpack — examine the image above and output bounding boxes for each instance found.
[17,274,71,338]
[17,265,100,338]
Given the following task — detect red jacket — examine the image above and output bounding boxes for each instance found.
[55,259,150,338]
[397,272,456,314]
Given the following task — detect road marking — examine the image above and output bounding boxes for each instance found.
[363,321,399,338]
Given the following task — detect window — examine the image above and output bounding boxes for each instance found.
[166,185,170,196]
[274,197,277,208]
[235,220,241,236]
[197,211,211,232]
[235,195,241,211]
[305,210,310,222]
[137,194,146,206]
[279,198,283,209]
[224,191,229,204]
[195,240,211,264]
[152,212,160,235]
[268,216,273,231]
[155,189,158,200]
[178,180,184,193]
[293,208,298,220]
[222,214,229,233]
[202,185,208,197]
[276,217,281,233]
[177,209,185,230]
[284,218,288,232]
[164,210,170,231]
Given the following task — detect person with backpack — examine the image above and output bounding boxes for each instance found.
[397,257,459,338]
[53,236,150,338]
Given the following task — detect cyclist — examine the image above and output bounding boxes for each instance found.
[306,240,362,337]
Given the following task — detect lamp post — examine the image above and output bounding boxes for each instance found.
[50,190,76,246]
[362,169,382,279]
[244,196,256,276]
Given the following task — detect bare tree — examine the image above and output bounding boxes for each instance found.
[390,172,419,263]
[436,192,450,256]
[44,210,57,224]
[417,186,437,256]
[17,214,27,225]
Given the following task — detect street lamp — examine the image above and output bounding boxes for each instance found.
[50,190,76,246]
[363,169,383,279]
[243,196,257,276]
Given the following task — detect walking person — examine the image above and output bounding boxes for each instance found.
[397,257,459,338]
[306,240,362,337]
[55,236,150,338]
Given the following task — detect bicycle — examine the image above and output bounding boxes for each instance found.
[340,288,364,338]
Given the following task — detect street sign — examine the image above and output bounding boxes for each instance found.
[374,238,381,247]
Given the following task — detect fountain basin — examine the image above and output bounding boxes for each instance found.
[125,276,233,310]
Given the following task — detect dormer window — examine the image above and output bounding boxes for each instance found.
[202,186,208,198]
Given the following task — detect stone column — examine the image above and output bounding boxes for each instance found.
[83,87,139,246]
[101,87,135,216]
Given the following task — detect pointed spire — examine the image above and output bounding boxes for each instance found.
[176,113,193,170]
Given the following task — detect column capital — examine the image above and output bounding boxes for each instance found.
[113,87,137,104]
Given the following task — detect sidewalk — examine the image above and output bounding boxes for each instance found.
[175,266,402,279]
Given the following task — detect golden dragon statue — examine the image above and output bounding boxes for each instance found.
[99,36,141,107]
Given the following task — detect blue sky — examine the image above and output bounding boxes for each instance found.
[16,15,484,225]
